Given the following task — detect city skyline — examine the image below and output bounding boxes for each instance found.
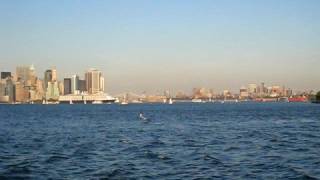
[0,64,313,95]
[1,1,320,94]
[1,63,315,104]
[0,63,317,95]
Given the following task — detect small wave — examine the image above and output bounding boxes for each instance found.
[2,161,33,179]
[118,138,131,144]
[45,154,69,163]
[144,150,170,160]
[141,140,165,148]
[93,168,126,179]
[224,146,240,151]
[299,118,316,123]
[203,154,223,165]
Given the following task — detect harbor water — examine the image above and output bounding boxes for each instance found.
[0,102,319,179]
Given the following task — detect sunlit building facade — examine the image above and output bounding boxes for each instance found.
[85,68,104,94]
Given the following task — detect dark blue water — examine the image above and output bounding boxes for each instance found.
[0,103,320,179]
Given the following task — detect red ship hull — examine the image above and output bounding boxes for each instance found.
[288,97,308,102]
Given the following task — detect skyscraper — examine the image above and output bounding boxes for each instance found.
[52,68,57,82]
[44,69,53,90]
[85,68,104,94]
[71,75,79,94]
[1,72,11,80]
[44,67,60,100]
[16,65,36,85]
[15,81,28,102]
[5,79,15,103]
[248,84,257,95]
[260,82,265,94]
[46,81,60,100]
[64,78,71,95]
[79,79,86,92]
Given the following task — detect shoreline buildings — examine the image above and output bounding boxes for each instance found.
[0,64,315,104]
[0,65,115,104]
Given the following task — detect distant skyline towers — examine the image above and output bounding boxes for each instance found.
[63,73,87,95]
[44,67,57,89]
[260,82,266,94]
[44,69,52,90]
[44,67,59,100]
[64,78,71,95]
[1,72,11,80]
[16,65,36,86]
[71,75,79,94]
[51,67,57,82]
[79,79,86,92]
[248,84,258,95]
[85,68,104,94]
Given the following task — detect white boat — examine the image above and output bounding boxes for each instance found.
[192,99,202,103]
[168,98,173,104]
[92,100,103,104]
[120,101,128,105]
[120,94,129,105]
[139,113,147,120]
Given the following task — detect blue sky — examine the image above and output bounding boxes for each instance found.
[0,0,319,94]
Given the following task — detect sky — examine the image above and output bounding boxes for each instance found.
[0,0,319,94]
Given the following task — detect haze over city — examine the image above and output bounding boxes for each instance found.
[0,0,319,94]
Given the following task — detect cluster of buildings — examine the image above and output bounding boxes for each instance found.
[0,65,111,104]
[186,83,307,102]
[117,83,310,103]
[0,64,314,104]
[238,83,293,99]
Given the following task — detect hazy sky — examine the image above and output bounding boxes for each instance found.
[0,0,319,94]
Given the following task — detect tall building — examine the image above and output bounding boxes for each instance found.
[71,75,79,94]
[1,72,11,80]
[0,77,14,102]
[240,86,249,98]
[44,69,53,90]
[52,68,57,82]
[5,79,15,103]
[15,81,28,102]
[259,82,265,95]
[35,79,44,100]
[248,84,257,95]
[46,81,60,100]
[64,78,71,95]
[79,79,86,92]
[85,68,104,94]
[0,79,6,96]
[16,65,36,86]
[44,67,60,100]
[58,81,64,96]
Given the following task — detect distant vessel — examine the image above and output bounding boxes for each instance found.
[120,96,128,105]
[120,94,129,105]
[131,100,142,104]
[288,97,308,102]
[278,97,289,102]
[120,101,128,105]
[192,99,202,103]
[168,98,173,104]
[139,113,147,120]
[92,100,103,104]
[59,93,116,104]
